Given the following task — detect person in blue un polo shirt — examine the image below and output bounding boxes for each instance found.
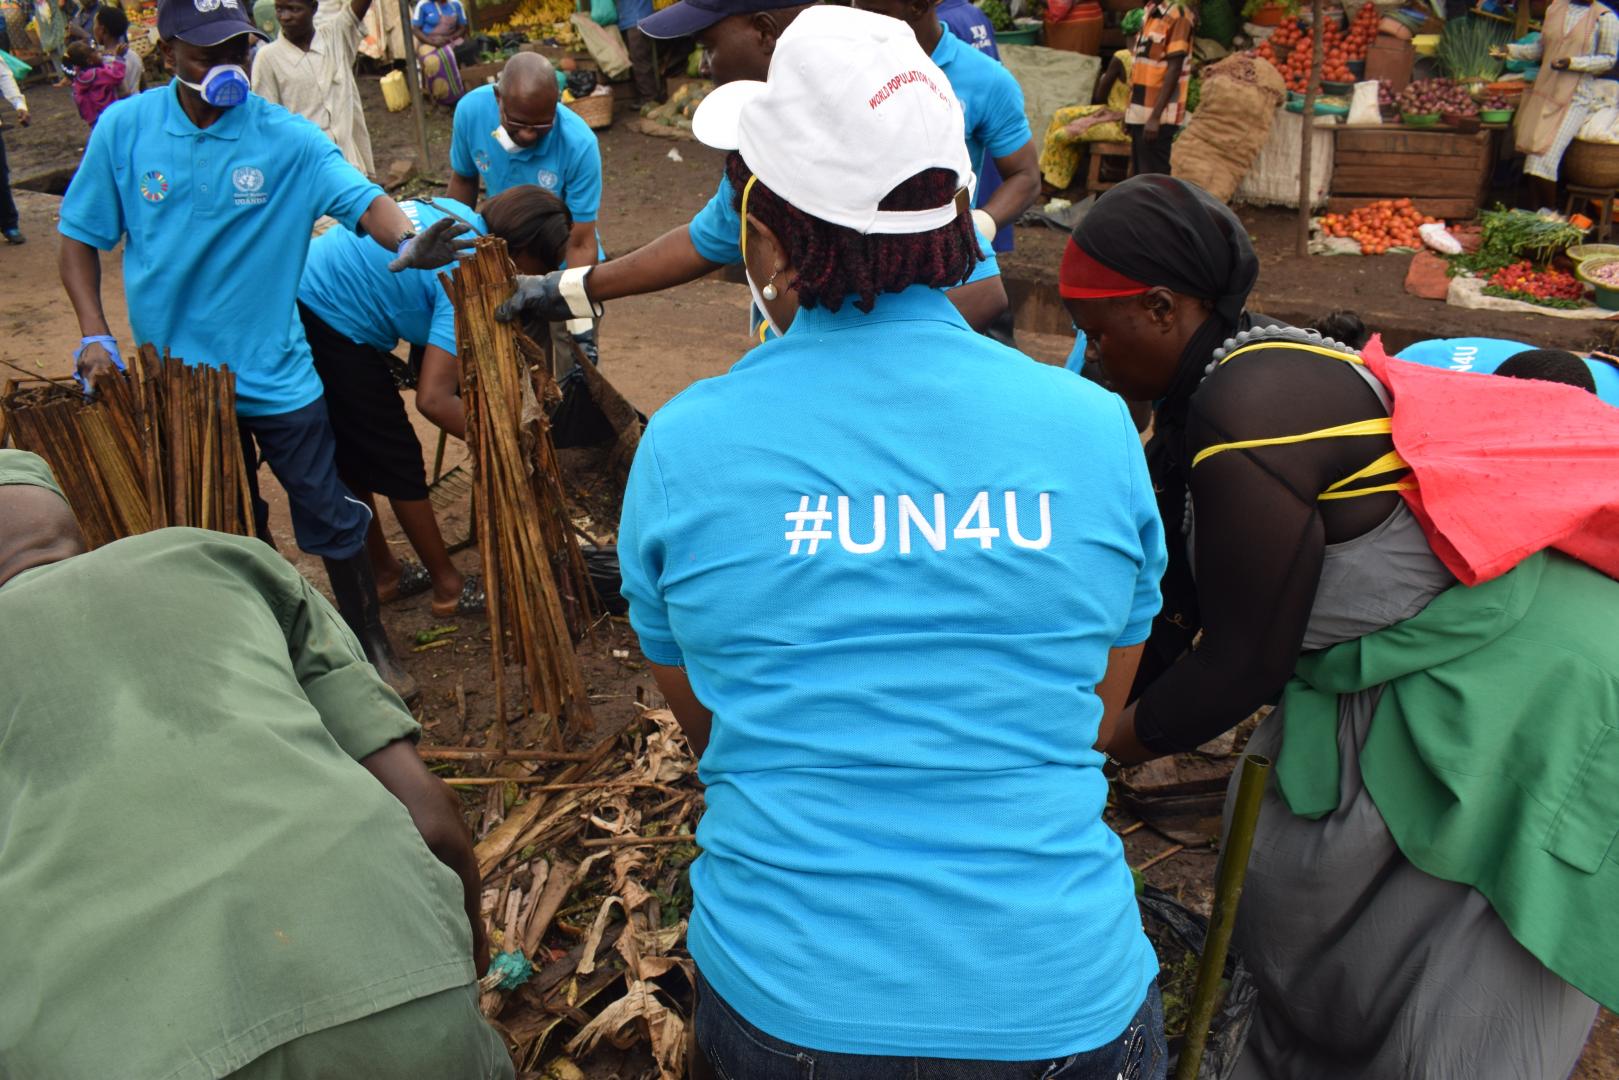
[855,0,1040,255]
[495,0,1012,340]
[619,9,1169,1076]
[58,0,473,701]
[448,51,601,366]
[446,52,600,265]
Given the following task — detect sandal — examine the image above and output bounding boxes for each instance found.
[432,573,486,618]
[379,560,433,604]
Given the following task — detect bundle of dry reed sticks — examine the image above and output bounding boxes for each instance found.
[447,239,597,748]
[0,346,255,548]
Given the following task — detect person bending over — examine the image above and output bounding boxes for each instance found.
[0,450,508,1080]
[297,186,572,616]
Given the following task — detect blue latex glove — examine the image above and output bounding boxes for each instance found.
[73,334,124,394]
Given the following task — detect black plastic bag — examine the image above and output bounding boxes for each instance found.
[1139,884,1258,1080]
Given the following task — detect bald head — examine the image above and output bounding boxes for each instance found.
[496,53,561,147]
[0,451,85,587]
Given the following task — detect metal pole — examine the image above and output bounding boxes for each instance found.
[1174,753,1272,1080]
[1295,0,1325,255]
[396,0,433,173]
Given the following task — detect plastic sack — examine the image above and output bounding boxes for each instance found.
[1348,79,1382,125]
[569,12,630,80]
[1580,104,1619,143]
[1419,221,1462,254]
[1140,885,1258,1080]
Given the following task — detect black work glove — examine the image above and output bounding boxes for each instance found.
[495,266,599,324]
[388,217,477,272]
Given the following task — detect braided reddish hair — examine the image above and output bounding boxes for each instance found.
[725,152,981,314]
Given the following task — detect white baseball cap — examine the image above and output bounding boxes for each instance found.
[691,6,975,236]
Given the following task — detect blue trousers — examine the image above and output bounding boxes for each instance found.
[237,397,371,559]
[694,969,1167,1080]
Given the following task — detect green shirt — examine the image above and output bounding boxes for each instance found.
[0,529,474,1080]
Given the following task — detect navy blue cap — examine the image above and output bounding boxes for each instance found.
[639,0,808,41]
[157,0,268,45]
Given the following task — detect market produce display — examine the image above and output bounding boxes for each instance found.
[1584,260,1619,287]
[1253,5,1376,92]
[1397,78,1478,118]
[1448,206,1590,276]
[1483,261,1586,308]
[1317,198,1441,254]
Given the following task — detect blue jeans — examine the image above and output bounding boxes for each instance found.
[694,970,1167,1080]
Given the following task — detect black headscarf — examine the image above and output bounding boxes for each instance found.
[1071,175,1263,694]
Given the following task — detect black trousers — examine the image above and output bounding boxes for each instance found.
[1127,122,1179,177]
[0,127,17,233]
[624,25,663,104]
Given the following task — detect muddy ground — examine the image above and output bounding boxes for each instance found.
[2,69,1615,1078]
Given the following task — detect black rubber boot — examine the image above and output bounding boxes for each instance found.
[322,553,420,705]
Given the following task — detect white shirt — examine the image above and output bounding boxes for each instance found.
[0,62,26,115]
[250,1,375,176]
[118,45,144,96]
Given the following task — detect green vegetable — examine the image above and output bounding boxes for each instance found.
[413,624,460,646]
[1482,284,1585,309]
[980,0,1013,32]
[1437,16,1511,83]
[1447,206,1588,277]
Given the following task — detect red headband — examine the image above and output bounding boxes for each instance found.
[1059,238,1152,299]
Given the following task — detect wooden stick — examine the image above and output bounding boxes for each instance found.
[418,747,596,762]
[1133,843,1187,873]
[578,834,695,848]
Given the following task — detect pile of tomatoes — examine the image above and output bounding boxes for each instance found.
[1252,6,1379,93]
[1317,198,1440,255]
[1485,261,1586,306]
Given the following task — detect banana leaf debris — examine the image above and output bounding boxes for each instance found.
[444,708,702,1078]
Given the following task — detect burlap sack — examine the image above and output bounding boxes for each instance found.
[1170,55,1286,202]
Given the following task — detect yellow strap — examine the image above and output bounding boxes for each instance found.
[1191,417,1393,468]
[1199,338,1410,501]
[1218,340,1366,367]
[740,174,758,269]
[1319,481,1416,501]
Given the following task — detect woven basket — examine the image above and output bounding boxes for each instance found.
[568,93,614,130]
[1565,139,1619,190]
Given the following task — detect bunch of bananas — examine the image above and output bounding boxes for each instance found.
[488,0,575,36]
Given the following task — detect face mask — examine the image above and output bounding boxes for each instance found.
[492,125,521,153]
[180,64,251,108]
[740,175,790,339]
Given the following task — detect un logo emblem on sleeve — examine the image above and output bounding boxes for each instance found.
[537,169,559,190]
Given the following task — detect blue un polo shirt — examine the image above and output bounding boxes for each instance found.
[1397,335,1619,407]
[450,85,602,223]
[932,24,1031,239]
[687,174,1001,287]
[617,284,1166,1059]
[59,83,384,417]
[300,197,484,357]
